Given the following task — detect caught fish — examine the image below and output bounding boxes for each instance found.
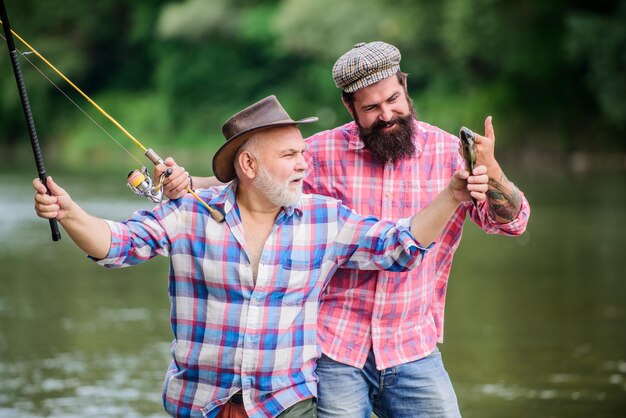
[459,127,477,206]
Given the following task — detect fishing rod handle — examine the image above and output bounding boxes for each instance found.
[1,20,61,241]
[11,50,61,240]
[145,148,224,220]
[145,148,172,176]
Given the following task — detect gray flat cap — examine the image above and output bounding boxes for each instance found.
[332,41,401,93]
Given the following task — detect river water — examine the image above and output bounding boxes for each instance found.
[0,170,624,417]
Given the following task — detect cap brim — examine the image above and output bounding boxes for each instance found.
[212,116,318,183]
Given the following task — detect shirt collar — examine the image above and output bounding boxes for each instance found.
[202,182,235,222]
[346,122,365,151]
[209,181,303,221]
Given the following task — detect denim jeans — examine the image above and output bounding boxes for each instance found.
[316,347,461,418]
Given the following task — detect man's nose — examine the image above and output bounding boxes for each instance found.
[295,154,308,171]
[379,104,393,122]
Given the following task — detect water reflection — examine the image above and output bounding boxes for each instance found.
[1,174,170,417]
[1,172,625,417]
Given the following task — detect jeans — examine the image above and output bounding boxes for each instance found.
[316,347,461,418]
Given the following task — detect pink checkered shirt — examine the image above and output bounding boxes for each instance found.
[304,119,530,369]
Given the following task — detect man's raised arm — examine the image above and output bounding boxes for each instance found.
[33,177,111,259]
[410,165,489,245]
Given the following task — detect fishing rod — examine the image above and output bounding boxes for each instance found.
[0,6,224,224]
[0,0,61,241]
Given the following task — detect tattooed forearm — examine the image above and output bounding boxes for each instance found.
[486,173,522,223]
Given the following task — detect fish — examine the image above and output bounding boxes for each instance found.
[459,127,477,207]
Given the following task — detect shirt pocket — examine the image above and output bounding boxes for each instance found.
[277,252,323,306]
[404,179,443,210]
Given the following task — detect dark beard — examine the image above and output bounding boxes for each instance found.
[358,113,416,164]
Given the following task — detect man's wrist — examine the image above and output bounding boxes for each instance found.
[446,184,462,206]
[486,161,503,185]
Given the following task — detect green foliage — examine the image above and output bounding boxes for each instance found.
[57,91,171,171]
[0,0,624,171]
[566,0,626,132]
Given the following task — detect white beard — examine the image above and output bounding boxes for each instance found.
[254,165,303,207]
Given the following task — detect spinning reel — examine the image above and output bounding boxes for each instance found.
[126,148,172,203]
[127,167,167,203]
[124,148,224,222]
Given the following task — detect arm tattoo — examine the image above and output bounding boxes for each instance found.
[486,173,522,222]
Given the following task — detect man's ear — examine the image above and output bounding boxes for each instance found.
[236,150,258,180]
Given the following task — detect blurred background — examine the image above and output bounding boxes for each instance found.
[0,0,624,417]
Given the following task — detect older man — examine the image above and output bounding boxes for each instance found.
[162,41,531,417]
[33,95,488,418]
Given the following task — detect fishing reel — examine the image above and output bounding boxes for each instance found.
[125,148,224,222]
[127,148,174,203]
[127,167,166,203]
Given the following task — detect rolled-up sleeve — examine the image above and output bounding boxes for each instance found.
[334,205,432,272]
[471,192,531,236]
[91,207,175,268]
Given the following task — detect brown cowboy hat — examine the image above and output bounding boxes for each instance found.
[212,95,318,183]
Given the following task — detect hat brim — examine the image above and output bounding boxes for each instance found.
[212,116,318,183]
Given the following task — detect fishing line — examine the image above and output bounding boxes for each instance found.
[0,21,225,222]
[0,33,144,167]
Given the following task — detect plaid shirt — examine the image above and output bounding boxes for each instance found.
[305,120,531,369]
[95,182,428,417]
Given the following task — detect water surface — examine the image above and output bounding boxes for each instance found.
[1,171,624,417]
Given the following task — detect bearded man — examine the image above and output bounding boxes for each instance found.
[34,95,490,418]
[309,42,530,418]
[161,41,531,417]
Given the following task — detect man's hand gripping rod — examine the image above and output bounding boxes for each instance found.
[138,149,225,222]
